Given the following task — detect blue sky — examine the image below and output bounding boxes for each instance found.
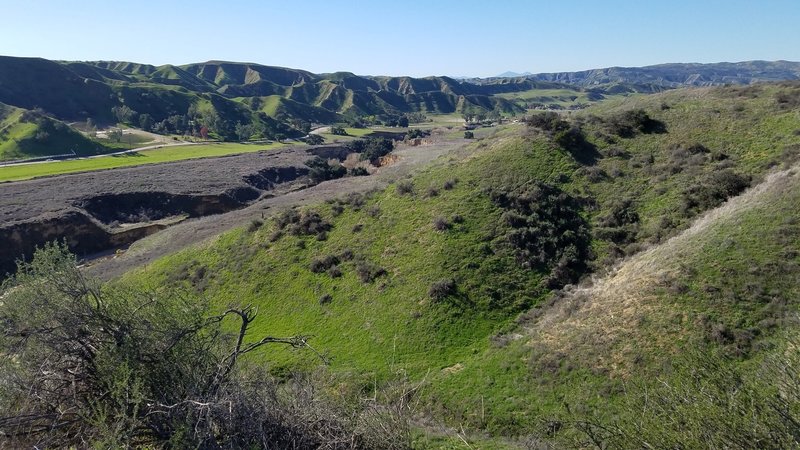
[1,0,798,77]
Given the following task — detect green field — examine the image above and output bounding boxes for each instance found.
[0,141,286,182]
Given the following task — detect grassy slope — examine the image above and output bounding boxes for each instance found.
[128,130,572,374]
[0,142,286,182]
[120,83,800,446]
[0,106,117,162]
[496,87,594,107]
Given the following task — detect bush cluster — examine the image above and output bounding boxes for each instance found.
[681,170,750,216]
[306,156,347,183]
[0,244,409,448]
[347,138,394,165]
[490,182,591,288]
[276,209,333,238]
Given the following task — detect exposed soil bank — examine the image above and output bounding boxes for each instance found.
[0,144,356,276]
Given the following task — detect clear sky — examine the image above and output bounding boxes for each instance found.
[1,0,798,77]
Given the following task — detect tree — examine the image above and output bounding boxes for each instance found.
[397,116,409,127]
[85,118,97,137]
[355,137,394,165]
[330,126,347,136]
[111,105,137,124]
[167,114,188,134]
[138,113,153,132]
[107,128,123,142]
[235,121,254,142]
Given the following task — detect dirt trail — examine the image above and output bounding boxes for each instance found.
[85,137,469,280]
[518,164,800,374]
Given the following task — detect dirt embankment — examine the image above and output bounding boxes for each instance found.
[0,128,472,280]
[84,134,469,280]
[0,144,352,276]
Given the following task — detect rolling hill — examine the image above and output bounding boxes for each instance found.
[1,56,798,162]
[108,81,800,447]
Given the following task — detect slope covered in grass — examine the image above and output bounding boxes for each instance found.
[0,104,114,161]
[120,82,800,447]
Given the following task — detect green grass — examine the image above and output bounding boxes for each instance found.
[0,141,286,182]
[317,127,373,142]
[0,106,119,162]
[117,83,800,447]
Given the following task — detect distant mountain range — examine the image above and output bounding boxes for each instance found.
[496,71,533,78]
[493,61,800,90]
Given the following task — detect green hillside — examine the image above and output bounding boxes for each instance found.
[0,57,546,134]
[0,103,115,161]
[113,82,800,446]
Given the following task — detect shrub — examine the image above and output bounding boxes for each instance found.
[343,192,366,210]
[406,128,429,139]
[429,278,457,301]
[489,182,591,288]
[605,109,666,137]
[432,216,451,231]
[524,112,570,133]
[276,209,301,229]
[681,170,751,216]
[464,131,474,139]
[247,219,263,232]
[310,255,340,273]
[355,261,387,283]
[443,179,457,190]
[319,294,333,305]
[349,166,369,176]
[602,147,630,158]
[595,198,640,245]
[426,186,440,198]
[396,180,414,196]
[283,210,332,236]
[354,138,394,165]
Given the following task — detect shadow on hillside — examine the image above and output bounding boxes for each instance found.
[557,128,602,165]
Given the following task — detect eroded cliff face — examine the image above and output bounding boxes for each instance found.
[0,144,372,278]
[0,188,260,276]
